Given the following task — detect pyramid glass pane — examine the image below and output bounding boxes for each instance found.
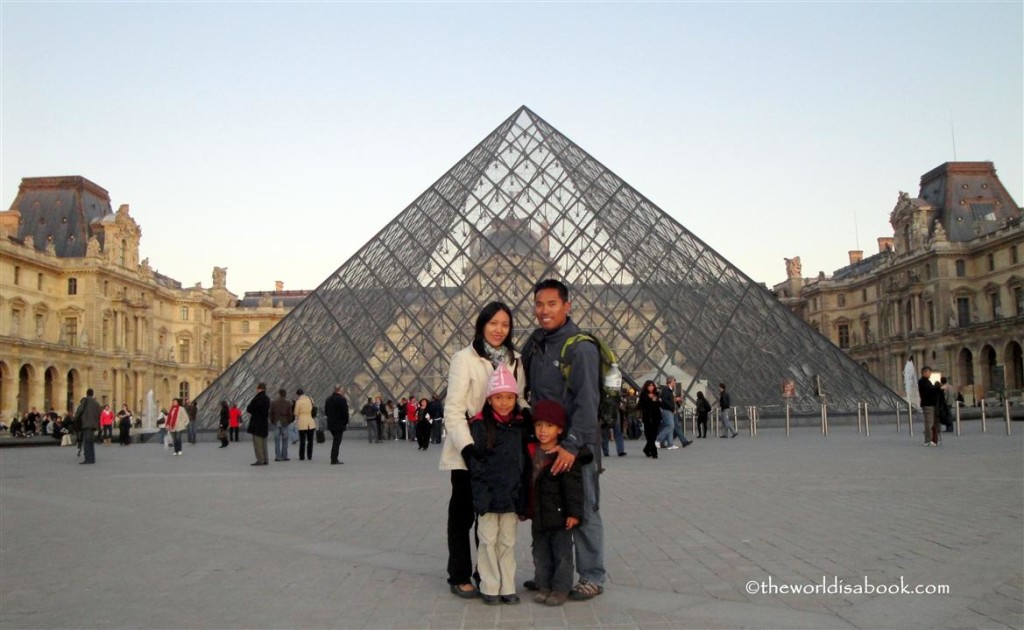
[195,107,903,427]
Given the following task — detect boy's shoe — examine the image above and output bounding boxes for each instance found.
[545,591,569,606]
[500,594,520,605]
[533,590,551,604]
[523,579,538,591]
[481,594,501,605]
[568,580,603,601]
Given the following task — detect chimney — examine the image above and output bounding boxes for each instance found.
[848,250,863,265]
[275,280,284,292]
[877,237,894,253]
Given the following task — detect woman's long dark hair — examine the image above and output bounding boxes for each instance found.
[471,302,515,358]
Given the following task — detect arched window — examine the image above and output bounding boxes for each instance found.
[67,277,78,295]
[955,260,966,277]
[178,381,190,400]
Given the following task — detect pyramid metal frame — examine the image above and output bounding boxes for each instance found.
[195,106,903,427]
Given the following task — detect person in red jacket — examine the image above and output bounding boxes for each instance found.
[99,405,115,443]
[165,398,190,456]
[405,397,418,442]
[228,403,241,442]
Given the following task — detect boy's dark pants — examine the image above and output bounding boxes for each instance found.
[531,525,575,592]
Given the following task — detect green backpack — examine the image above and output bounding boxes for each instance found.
[559,332,622,430]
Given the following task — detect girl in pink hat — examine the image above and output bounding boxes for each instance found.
[467,361,528,605]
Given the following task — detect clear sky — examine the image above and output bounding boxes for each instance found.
[2,2,1021,295]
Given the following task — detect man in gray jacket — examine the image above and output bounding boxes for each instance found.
[522,279,605,601]
[74,388,101,464]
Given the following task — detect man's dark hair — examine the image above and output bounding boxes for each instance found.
[278,389,287,397]
[296,388,304,396]
[86,388,94,396]
[533,278,569,302]
[719,383,726,389]
[257,382,267,390]
[472,301,516,358]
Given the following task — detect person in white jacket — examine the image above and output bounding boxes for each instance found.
[439,302,526,599]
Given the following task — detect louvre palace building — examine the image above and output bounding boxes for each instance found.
[773,161,1023,404]
[0,175,304,422]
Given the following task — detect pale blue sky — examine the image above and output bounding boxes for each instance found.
[2,2,1021,294]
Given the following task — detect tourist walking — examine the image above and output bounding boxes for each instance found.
[270,389,293,461]
[184,397,198,445]
[294,389,316,461]
[218,400,230,448]
[74,388,101,464]
[718,383,738,438]
[165,398,190,456]
[416,398,433,450]
[246,383,271,466]
[695,391,711,438]
[325,385,349,465]
[228,403,241,441]
[639,380,661,458]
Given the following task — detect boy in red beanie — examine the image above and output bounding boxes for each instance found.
[526,400,592,606]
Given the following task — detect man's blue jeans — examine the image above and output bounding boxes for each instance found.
[187,421,197,444]
[274,424,290,460]
[671,414,690,445]
[656,409,675,446]
[574,456,605,586]
[601,421,625,456]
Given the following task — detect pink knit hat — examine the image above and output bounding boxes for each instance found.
[486,362,518,398]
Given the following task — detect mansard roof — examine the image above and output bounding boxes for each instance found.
[8,176,113,257]
[918,162,1020,242]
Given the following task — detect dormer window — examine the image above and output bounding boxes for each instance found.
[970,203,996,222]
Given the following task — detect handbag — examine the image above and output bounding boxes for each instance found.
[316,429,326,444]
[217,427,227,441]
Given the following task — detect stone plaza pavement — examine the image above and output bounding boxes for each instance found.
[1,421,1021,630]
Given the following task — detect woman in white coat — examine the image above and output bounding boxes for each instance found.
[439,302,526,599]
[294,389,316,461]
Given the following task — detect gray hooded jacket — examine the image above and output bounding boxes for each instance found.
[522,317,600,453]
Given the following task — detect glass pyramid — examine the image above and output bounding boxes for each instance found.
[195,106,903,426]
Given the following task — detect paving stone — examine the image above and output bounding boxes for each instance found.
[1,425,1020,628]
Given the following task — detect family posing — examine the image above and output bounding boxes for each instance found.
[439,279,605,606]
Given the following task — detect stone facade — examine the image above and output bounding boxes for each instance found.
[774,162,1024,403]
[0,176,301,422]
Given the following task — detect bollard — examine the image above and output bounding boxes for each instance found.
[1006,400,1012,436]
[857,403,863,434]
[896,405,901,433]
[785,403,790,437]
[691,409,696,437]
[748,406,754,437]
[714,407,720,437]
[824,403,829,436]
[864,403,870,437]
[908,401,914,437]
[821,404,825,435]
[955,402,961,436]
[981,399,987,433]
[753,406,758,436]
